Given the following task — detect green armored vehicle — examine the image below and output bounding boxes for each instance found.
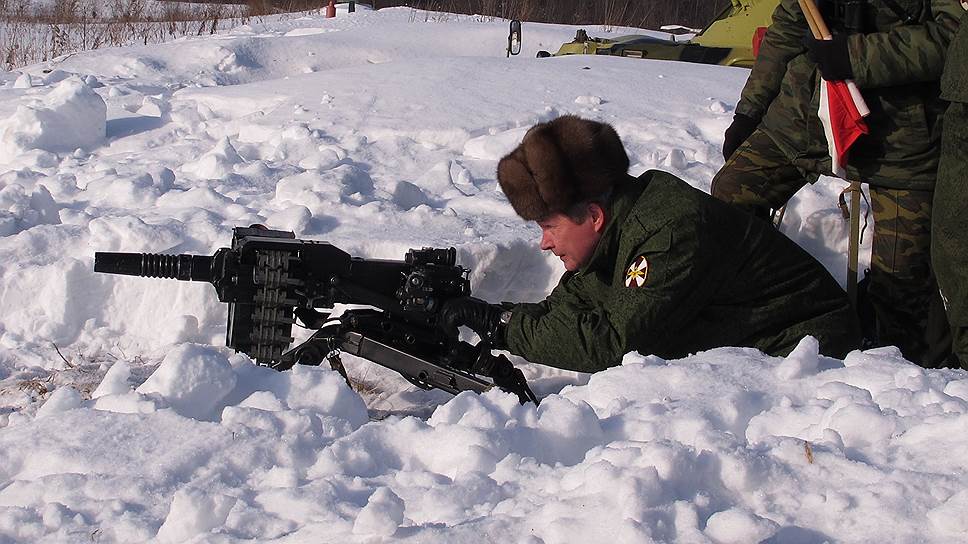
[538,0,779,68]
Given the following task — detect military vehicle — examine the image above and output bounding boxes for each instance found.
[536,0,779,68]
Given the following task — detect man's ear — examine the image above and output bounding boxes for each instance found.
[588,202,607,233]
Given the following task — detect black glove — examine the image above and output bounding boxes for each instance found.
[438,297,508,348]
[803,33,853,81]
[723,113,759,160]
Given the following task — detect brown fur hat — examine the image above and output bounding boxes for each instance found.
[497,116,629,221]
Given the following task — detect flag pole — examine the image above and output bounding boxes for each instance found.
[798,0,831,39]
[846,182,862,307]
[799,0,870,115]
[798,0,865,309]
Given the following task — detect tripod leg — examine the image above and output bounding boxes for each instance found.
[326,351,353,390]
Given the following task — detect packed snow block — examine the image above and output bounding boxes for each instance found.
[429,388,529,429]
[272,365,368,429]
[42,70,73,85]
[943,379,968,402]
[181,137,245,179]
[264,205,312,234]
[136,344,237,420]
[819,397,897,449]
[156,487,237,543]
[391,180,431,210]
[259,123,322,164]
[664,148,689,171]
[0,78,106,162]
[92,391,161,414]
[704,507,779,543]
[35,387,82,418]
[413,160,478,198]
[273,166,374,211]
[92,361,132,399]
[40,502,74,530]
[352,487,405,537]
[13,72,33,89]
[297,144,344,170]
[82,171,168,208]
[532,395,605,465]
[0,184,60,236]
[137,95,170,118]
[575,94,604,107]
[237,390,287,411]
[775,336,820,380]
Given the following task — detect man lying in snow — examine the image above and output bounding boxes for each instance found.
[439,116,861,372]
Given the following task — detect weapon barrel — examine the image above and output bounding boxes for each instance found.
[94,252,214,282]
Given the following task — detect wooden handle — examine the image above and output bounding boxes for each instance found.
[798,0,833,40]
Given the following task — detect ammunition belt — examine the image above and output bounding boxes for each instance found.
[251,249,298,363]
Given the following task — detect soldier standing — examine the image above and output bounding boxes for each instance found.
[711,0,964,367]
[438,116,860,372]
[933,8,968,368]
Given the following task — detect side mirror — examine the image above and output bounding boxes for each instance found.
[507,20,522,57]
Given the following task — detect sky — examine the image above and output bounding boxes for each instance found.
[0,6,965,543]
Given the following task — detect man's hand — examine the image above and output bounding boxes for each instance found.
[803,33,853,81]
[723,113,759,160]
[438,297,509,348]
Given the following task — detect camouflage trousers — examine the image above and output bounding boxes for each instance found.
[711,128,950,367]
[932,102,968,369]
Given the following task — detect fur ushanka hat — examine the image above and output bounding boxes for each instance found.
[497,116,629,221]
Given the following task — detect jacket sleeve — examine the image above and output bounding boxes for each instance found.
[505,224,717,373]
[847,0,965,88]
[735,0,808,120]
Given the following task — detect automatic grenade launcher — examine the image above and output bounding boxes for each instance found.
[94,226,537,404]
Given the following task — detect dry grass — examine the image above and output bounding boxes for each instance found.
[2,0,729,71]
[0,0,261,70]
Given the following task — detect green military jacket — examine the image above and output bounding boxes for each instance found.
[941,9,968,102]
[933,12,968,365]
[736,0,964,189]
[505,171,860,372]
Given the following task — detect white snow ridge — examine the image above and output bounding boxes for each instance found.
[0,6,964,544]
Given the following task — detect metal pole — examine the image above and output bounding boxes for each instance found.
[847,181,862,309]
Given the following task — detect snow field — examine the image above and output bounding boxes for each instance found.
[0,6,961,543]
[2,340,968,541]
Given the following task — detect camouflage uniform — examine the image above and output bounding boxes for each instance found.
[504,171,860,372]
[711,0,964,366]
[932,10,968,368]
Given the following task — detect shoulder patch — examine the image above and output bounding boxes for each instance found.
[625,255,649,288]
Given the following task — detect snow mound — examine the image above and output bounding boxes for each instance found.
[136,344,237,420]
[0,78,106,163]
[156,487,237,543]
[0,183,60,236]
[91,361,132,399]
[704,507,779,543]
[181,137,245,179]
[353,487,405,537]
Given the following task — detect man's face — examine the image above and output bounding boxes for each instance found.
[537,205,606,271]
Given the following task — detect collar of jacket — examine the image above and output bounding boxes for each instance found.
[576,172,653,277]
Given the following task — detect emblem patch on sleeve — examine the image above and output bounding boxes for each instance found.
[625,255,649,288]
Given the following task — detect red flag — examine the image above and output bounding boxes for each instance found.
[818,78,869,178]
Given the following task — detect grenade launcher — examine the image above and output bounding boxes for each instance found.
[94,226,537,404]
